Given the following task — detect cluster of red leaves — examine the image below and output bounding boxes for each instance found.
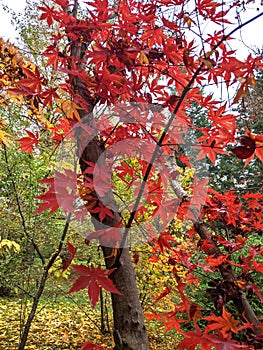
[12,0,263,348]
[204,189,263,233]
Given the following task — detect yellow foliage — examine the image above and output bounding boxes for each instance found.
[0,38,54,130]
[48,257,70,281]
[0,237,20,254]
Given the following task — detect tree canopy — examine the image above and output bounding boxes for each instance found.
[0,0,263,349]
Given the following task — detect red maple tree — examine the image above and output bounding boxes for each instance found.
[8,0,263,349]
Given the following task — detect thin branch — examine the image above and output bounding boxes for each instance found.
[18,213,72,350]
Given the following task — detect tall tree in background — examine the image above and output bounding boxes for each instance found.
[1,0,263,349]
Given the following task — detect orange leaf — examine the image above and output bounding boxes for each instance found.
[138,51,149,65]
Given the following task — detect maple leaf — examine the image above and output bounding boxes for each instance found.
[40,87,59,108]
[204,306,239,338]
[89,202,115,222]
[177,327,214,350]
[206,254,229,267]
[19,66,43,94]
[68,264,121,308]
[231,137,256,159]
[153,285,172,303]
[195,139,228,165]
[56,99,82,120]
[163,316,184,333]
[35,191,59,214]
[51,118,71,142]
[233,75,256,104]
[252,260,263,274]
[157,232,175,253]
[55,0,69,6]
[34,177,62,214]
[81,343,105,350]
[207,333,253,350]
[39,5,59,26]
[86,226,123,246]
[62,242,77,271]
[17,130,40,154]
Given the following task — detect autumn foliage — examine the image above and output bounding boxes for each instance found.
[1,0,263,349]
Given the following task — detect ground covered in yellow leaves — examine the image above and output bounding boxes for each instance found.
[0,296,179,349]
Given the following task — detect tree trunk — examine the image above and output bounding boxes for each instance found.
[107,248,148,350]
[79,138,148,349]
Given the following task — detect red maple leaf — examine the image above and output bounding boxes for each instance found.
[68,264,121,308]
[62,242,77,271]
[34,177,59,214]
[34,191,59,214]
[81,343,105,350]
[153,285,172,303]
[231,136,256,159]
[89,202,115,222]
[157,232,175,253]
[40,87,59,108]
[19,67,44,94]
[207,333,253,350]
[177,327,214,350]
[39,5,59,26]
[17,130,40,154]
[86,226,123,246]
[204,307,239,338]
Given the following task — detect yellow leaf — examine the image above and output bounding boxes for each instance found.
[0,129,10,145]
[139,51,149,65]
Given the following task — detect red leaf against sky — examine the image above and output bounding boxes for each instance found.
[39,5,59,26]
[68,264,121,308]
[17,130,40,154]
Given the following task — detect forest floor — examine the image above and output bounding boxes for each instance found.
[0,295,179,349]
